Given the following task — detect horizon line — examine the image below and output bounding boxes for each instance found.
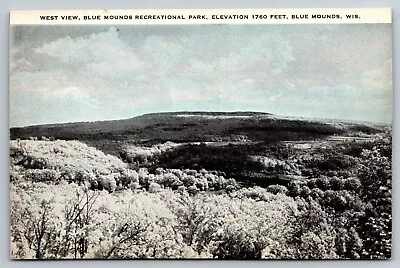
[9,110,392,129]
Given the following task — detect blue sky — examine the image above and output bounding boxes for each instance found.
[10,24,392,127]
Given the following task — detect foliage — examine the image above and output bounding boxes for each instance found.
[9,128,392,259]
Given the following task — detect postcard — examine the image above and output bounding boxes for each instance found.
[9,8,392,259]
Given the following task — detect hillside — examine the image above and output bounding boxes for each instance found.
[10,111,384,143]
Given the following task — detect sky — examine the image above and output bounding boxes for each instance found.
[10,24,392,127]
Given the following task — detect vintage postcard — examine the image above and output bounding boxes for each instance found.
[9,8,392,259]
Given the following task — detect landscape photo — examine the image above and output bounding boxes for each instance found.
[9,22,392,259]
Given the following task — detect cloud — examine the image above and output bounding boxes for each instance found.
[9,24,393,126]
[360,60,392,93]
[51,86,100,108]
[34,27,146,77]
[10,58,31,73]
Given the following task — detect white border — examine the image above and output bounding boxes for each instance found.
[10,8,391,25]
[2,1,399,268]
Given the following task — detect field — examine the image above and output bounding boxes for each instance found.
[9,112,392,259]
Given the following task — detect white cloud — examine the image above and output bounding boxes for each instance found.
[51,86,100,108]
[10,24,393,125]
[34,27,147,79]
[360,60,392,93]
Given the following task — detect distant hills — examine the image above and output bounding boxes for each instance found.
[10,111,384,145]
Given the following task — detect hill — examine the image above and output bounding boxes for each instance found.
[10,111,384,144]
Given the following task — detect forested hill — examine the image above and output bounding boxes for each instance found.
[10,111,385,144]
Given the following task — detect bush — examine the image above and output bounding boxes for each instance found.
[266,185,289,195]
[148,182,162,193]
